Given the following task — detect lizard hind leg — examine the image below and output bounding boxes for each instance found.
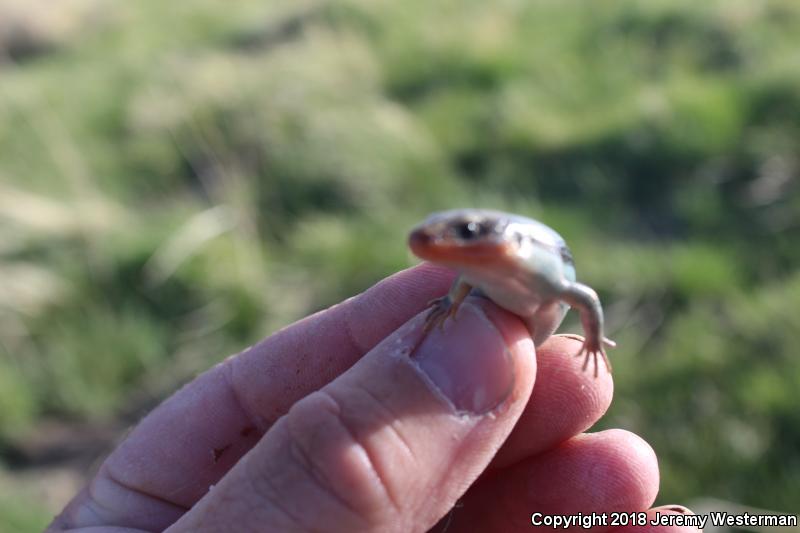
[559,281,615,378]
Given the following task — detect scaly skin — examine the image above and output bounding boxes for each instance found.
[409,209,615,377]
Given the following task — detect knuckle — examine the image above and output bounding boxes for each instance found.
[283,390,403,524]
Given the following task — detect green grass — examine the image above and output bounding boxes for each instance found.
[1,0,799,528]
[0,494,48,533]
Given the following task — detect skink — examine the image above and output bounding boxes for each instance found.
[408,209,614,376]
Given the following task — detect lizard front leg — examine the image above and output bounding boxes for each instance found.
[423,276,473,333]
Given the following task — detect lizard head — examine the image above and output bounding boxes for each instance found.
[408,209,515,268]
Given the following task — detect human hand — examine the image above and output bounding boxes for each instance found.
[48,264,698,532]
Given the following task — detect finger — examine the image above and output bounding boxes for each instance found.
[49,263,455,532]
[444,429,660,533]
[610,506,701,533]
[491,334,614,470]
[167,299,538,532]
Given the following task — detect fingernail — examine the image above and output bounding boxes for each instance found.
[555,333,585,342]
[412,303,514,414]
[654,505,694,515]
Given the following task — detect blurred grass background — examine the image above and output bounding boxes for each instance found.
[1,0,798,529]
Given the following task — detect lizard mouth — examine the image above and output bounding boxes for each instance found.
[408,228,511,267]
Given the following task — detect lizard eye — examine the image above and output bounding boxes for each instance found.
[453,220,484,240]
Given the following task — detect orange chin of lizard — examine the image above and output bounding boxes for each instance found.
[408,229,513,268]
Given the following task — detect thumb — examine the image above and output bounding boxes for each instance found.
[167,300,536,533]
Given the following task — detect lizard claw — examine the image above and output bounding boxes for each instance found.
[575,337,613,377]
[423,296,460,333]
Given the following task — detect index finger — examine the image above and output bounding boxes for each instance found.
[54,263,455,531]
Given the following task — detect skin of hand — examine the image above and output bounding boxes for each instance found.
[48,264,698,533]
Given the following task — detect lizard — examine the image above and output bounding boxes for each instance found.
[408,208,615,377]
